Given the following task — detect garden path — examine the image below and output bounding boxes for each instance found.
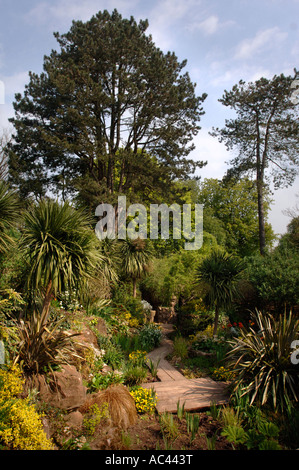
[142,324,229,413]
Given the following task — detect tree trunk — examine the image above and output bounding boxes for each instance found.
[257,179,266,256]
[133,278,137,298]
[41,280,53,320]
[213,304,219,337]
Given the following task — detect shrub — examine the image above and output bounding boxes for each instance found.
[246,247,299,312]
[130,387,157,414]
[173,336,188,359]
[86,371,124,392]
[159,412,179,441]
[227,310,299,411]
[122,364,148,386]
[212,366,236,382]
[84,384,138,429]
[138,324,162,352]
[0,365,53,450]
[219,403,282,450]
[83,402,110,435]
[128,350,147,366]
[12,310,79,374]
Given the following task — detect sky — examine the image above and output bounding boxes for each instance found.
[0,0,298,236]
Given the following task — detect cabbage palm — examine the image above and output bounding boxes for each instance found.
[196,250,245,335]
[0,181,20,253]
[21,199,103,318]
[119,238,153,298]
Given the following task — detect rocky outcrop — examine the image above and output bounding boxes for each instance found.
[32,365,87,411]
[156,296,177,323]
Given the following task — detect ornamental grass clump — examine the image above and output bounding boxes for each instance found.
[83,384,137,429]
[0,365,53,450]
[227,310,299,411]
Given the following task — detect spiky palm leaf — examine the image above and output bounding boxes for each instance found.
[227,310,299,411]
[119,238,153,297]
[13,308,81,374]
[196,250,245,335]
[0,181,20,253]
[21,199,103,317]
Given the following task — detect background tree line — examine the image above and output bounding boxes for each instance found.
[0,9,298,322]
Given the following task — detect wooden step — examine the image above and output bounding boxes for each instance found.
[142,324,229,413]
[142,377,229,413]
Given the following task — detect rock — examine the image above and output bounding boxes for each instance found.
[64,411,84,430]
[149,310,156,323]
[156,306,176,323]
[76,326,98,347]
[41,417,52,440]
[94,317,108,337]
[34,365,87,411]
[156,296,177,323]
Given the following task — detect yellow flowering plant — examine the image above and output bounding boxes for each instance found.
[128,350,147,366]
[130,387,157,414]
[0,365,53,450]
[212,366,236,382]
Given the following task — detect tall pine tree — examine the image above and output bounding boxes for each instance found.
[211,73,299,255]
[8,9,207,209]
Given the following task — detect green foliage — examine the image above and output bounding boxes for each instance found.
[118,238,153,297]
[137,324,162,352]
[130,387,157,414]
[196,250,245,335]
[176,400,186,421]
[246,246,299,311]
[21,199,103,318]
[87,371,124,393]
[219,401,282,450]
[102,343,125,371]
[159,412,179,441]
[12,309,79,375]
[141,246,220,307]
[9,9,206,205]
[197,178,274,256]
[185,413,200,442]
[122,363,148,387]
[175,299,214,337]
[173,336,189,359]
[221,425,248,447]
[227,310,299,411]
[0,181,20,254]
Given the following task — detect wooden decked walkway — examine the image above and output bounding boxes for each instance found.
[142,324,229,413]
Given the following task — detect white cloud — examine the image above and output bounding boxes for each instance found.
[26,0,140,29]
[0,103,14,133]
[2,71,29,98]
[234,27,288,60]
[0,71,29,131]
[147,0,201,50]
[192,127,228,179]
[197,15,220,35]
[209,62,272,88]
[189,15,235,36]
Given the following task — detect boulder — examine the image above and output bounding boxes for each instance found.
[64,410,84,430]
[34,365,87,411]
[94,317,108,337]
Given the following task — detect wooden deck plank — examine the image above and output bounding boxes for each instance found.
[142,324,229,413]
